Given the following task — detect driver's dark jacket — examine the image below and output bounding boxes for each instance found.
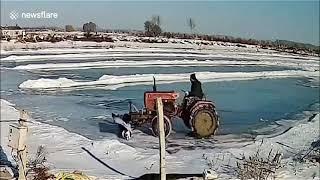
[189,80,204,99]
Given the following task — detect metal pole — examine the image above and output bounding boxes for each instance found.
[156,97,166,180]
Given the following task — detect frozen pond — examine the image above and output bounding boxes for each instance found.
[1,69,318,140]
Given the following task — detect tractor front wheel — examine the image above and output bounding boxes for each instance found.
[151,115,172,138]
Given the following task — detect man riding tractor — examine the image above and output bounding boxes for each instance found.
[119,74,219,139]
[189,73,204,99]
[181,73,204,114]
[179,73,219,137]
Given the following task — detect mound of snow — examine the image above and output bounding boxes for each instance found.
[20,77,75,89]
[19,70,319,91]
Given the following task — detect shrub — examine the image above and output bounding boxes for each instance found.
[235,149,282,180]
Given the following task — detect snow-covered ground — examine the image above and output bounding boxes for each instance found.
[0,38,314,58]
[1,39,260,52]
[1,99,319,179]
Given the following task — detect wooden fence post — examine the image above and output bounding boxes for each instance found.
[156,97,166,180]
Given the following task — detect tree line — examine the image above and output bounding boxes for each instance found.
[64,17,319,55]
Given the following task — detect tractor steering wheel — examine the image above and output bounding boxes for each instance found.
[180,89,189,96]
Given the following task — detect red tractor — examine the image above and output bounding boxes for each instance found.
[126,78,219,138]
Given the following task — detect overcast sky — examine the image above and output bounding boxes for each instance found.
[1,1,319,45]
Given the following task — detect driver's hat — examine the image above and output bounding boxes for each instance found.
[190,73,197,80]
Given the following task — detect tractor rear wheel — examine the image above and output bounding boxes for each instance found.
[151,115,172,138]
[191,109,218,138]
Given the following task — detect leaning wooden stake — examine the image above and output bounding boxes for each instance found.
[156,97,166,180]
[18,110,28,180]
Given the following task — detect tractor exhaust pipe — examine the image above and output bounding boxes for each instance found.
[153,76,157,92]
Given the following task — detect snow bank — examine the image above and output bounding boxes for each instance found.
[0,39,257,52]
[2,52,223,62]
[3,47,318,72]
[11,59,266,70]
[19,70,319,91]
[0,98,249,178]
[1,98,319,179]
[11,59,314,71]
[202,113,320,180]
[245,114,320,179]
[0,99,153,178]
[0,100,19,166]
[3,50,319,63]
[0,47,196,56]
[228,114,319,158]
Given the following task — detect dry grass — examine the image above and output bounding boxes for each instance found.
[235,149,282,180]
[26,146,55,180]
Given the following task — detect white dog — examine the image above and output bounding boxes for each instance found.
[112,113,132,140]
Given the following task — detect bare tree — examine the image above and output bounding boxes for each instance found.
[65,25,75,32]
[144,21,152,33]
[150,23,162,37]
[144,17,162,37]
[83,22,97,37]
[187,17,196,33]
[151,15,161,26]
